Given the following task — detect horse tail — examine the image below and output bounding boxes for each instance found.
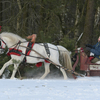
[57,45,72,70]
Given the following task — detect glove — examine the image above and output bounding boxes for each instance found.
[85,47,91,51]
[85,44,93,48]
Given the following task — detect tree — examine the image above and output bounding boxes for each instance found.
[0,0,100,77]
[0,0,2,26]
[81,0,95,47]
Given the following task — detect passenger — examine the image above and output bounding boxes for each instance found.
[85,36,100,63]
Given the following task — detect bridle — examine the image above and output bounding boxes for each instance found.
[0,37,23,49]
[0,38,6,49]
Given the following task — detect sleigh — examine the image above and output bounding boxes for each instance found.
[72,48,100,76]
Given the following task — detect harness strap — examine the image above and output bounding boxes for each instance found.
[7,48,22,56]
[25,42,34,56]
[22,42,34,63]
[44,43,50,57]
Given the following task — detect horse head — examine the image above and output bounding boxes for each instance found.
[0,32,26,54]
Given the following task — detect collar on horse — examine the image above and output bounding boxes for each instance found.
[7,41,22,56]
[7,48,22,56]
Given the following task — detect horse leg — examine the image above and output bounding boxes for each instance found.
[59,67,68,80]
[0,59,13,76]
[40,63,50,79]
[10,64,19,79]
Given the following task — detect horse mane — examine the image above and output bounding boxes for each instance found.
[1,32,26,44]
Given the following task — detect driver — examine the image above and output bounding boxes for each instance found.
[85,36,100,63]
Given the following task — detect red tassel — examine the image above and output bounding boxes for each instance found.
[45,60,50,63]
[89,56,94,61]
[36,62,42,67]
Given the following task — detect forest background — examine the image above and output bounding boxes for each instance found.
[0,0,100,78]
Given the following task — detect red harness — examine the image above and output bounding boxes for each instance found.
[25,42,50,67]
[7,42,50,67]
[25,42,34,56]
[89,56,94,61]
[36,60,50,67]
[7,48,22,56]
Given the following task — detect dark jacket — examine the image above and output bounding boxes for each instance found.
[90,42,100,59]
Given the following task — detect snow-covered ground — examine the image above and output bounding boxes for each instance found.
[0,77,100,100]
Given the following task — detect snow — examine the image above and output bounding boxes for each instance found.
[0,77,100,100]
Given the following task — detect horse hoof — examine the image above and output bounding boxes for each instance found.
[10,77,15,79]
[40,77,44,79]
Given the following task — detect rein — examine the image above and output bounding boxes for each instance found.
[8,41,27,49]
[0,38,6,45]
[10,41,69,53]
[5,40,47,60]
[6,39,69,53]
[37,43,59,51]
[0,38,46,59]
[37,43,69,52]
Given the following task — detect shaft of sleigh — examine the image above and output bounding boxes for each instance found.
[20,45,84,77]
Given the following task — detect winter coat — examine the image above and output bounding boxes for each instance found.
[90,42,100,59]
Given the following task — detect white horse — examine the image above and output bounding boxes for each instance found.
[0,32,72,79]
